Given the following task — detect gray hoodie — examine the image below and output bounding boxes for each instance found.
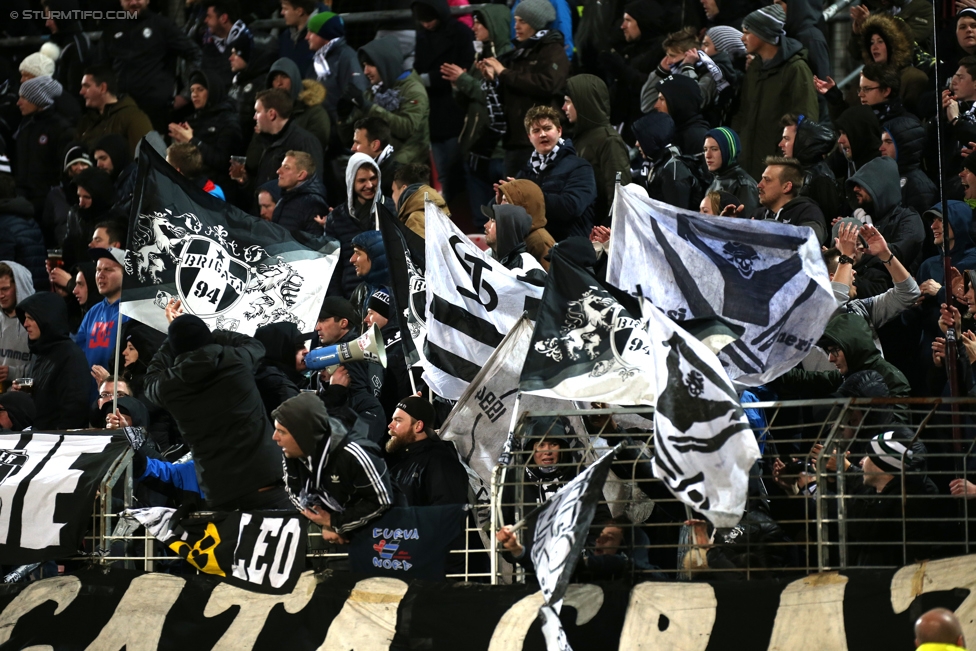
[344,152,384,215]
[0,261,35,387]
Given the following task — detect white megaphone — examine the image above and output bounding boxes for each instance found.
[304,323,387,372]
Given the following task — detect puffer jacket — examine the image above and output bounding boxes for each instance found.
[853,13,930,112]
[266,58,332,157]
[882,116,937,218]
[271,173,329,237]
[565,74,632,222]
[497,30,571,151]
[499,179,554,270]
[186,69,244,181]
[792,117,841,222]
[516,139,597,242]
[349,229,391,316]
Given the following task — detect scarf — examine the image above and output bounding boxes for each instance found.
[529,139,562,174]
[372,81,402,112]
[698,51,730,93]
[376,143,395,165]
[312,36,341,80]
[209,20,248,53]
[483,77,507,136]
[511,29,549,60]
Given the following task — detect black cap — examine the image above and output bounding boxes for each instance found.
[318,296,359,326]
[396,395,435,430]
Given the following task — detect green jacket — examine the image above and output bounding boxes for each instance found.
[731,37,819,180]
[453,4,512,160]
[77,94,153,157]
[565,74,632,220]
[775,313,912,413]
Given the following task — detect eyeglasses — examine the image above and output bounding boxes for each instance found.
[857,85,881,95]
[99,391,131,399]
[824,346,842,358]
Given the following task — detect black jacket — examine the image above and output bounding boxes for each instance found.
[228,43,276,147]
[389,437,468,507]
[187,70,244,183]
[13,108,74,212]
[882,115,937,218]
[271,174,329,237]
[516,139,597,242]
[45,1,94,99]
[254,321,305,422]
[325,195,397,299]
[793,117,841,222]
[317,327,388,444]
[752,195,827,245]
[143,330,283,508]
[707,163,760,215]
[245,119,324,192]
[16,292,89,430]
[101,9,203,109]
[0,197,47,291]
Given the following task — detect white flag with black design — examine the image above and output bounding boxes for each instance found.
[423,201,545,400]
[607,185,834,385]
[641,298,760,528]
[121,144,340,336]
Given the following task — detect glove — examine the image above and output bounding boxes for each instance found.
[343,83,372,112]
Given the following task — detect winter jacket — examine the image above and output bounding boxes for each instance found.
[228,43,276,143]
[396,183,445,239]
[792,117,841,223]
[271,174,329,237]
[143,330,283,508]
[882,116,937,218]
[343,37,431,167]
[0,199,47,291]
[645,74,711,162]
[15,292,89,430]
[389,437,468,507]
[253,321,306,423]
[245,119,324,191]
[633,112,703,211]
[101,9,203,111]
[510,0,575,58]
[76,95,153,157]
[497,30,571,151]
[565,75,632,222]
[413,0,476,142]
[305,37,368,123]
[266,58,332,156]
[350,230,392,316]
[516,139,597,242]
[196,19,252,92]
[186,70,244,181]
[731,37,819,179]
[833,106,883,178]
[753,196,828,245]
[499,179,554,270]
[853,13,930,113]
[847,156,925,286]
[784,0,831,82]
[13,107,74,212]
[0,262,35,388]
[452,5,513,161]
[917,200,976,285]
[73,298,130,404]
[278,20,314,78]
[45,0,93,98]
[275,393,392,534]
[490,204,539,272]
[707,164,760,215]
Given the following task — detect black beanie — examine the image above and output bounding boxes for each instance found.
[396,395,435,429]
[168,314,214,356]
[367,288,391,320]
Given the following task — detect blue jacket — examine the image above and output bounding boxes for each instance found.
[917,200,976,284]
[516,139,597,242]
[271,174,329,237]
[138,457,203,498]
[511,0,574,59]
[73,298,129,402]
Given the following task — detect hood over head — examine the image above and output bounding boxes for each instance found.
[267,57,303,103]
[860,13,915,69]
[847,155,902,216]
[566,74,612,132]
[16,291,72,352]
[881,115,925,171]
[359,36,405,87]
[489,204,532,259]
[412,0,451,24]
[70,262,99,311]
[927,200,976,256]
[633,112,676,162]
[168,314,215,357]
[499,179,546,230]
[473,5,514,57]
[272,392,332,457]
[255,321,306,379]
[73,168,117,215]
[793,116,836,167]
[623,0,676,37]
[784,0,819,35]
[351,230,390,287]
[188,68,229,108]
[0,392,35,431]
[818,312,882,373]
[0,261,35,304]
[657,75,703,126]
[93,134,131,182]
[345,153,384,214]
[547,236,599,269]
[98,395,150,428]
[834,105,882,170]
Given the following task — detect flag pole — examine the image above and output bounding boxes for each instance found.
[374,201,379,231]
[491,390,521,584]
[111,293,123,420]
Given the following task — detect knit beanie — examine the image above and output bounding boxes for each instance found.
[705,127,742,169]
[367,288,391,320]
[19,51,55,78]
[706,25,746,56]
[959,7,976,24]
[308,11,345,40]
[396,395,435,429]
[742,4,786,45]
[63,144,92,172]
[515,0,556,31]
[168,314,214,356]
[866,430,913,474]
[19,75,62,110]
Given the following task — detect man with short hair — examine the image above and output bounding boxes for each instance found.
[166,142,225,200]
[272,150,328,236]
[76,65,153,156]
[779,113,840,221]
[915,608,967,650]
[266,57,332,157]
[352,116,398,196]
[257,188,278,221]
[199,0,253,89]
[753,156,827,243]
[392,162,442,239]
[278,0,317,76]
[513,105,597,242]
[75,247,130,402]
[0,262,35,390]
[90,221,125,249]
[272,392,392,543]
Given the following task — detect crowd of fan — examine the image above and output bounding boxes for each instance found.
[4,0,976,582]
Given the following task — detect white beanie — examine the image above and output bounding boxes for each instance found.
[19,51,56,78]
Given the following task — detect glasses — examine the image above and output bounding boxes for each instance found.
[857,85,881,95]
[99,391,131,399]
[824,346,842,358]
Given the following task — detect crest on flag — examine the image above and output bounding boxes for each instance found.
[176,236,252,315]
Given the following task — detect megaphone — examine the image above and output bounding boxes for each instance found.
[304,323,387,372]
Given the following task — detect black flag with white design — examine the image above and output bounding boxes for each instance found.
[120,144,339,335]
[125,507,307,594]
[377,205,427,369]
[0,433,126,564]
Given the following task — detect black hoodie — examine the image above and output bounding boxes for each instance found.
[792,117,841,221]
[633,112,701,210]
[657,75,710,159]
[15,292,90,430]
[882,116,938,219]
[63,168,117,269]
[254,321,304,421]
[186,69,244,183]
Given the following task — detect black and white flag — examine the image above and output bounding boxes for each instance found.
[121,145,340,335]
[125,507,307,594]
[529,446,618,651]
[0,433,126,564]
[424,201,544,399]
[607,185,834,384]
[377,205,428,369]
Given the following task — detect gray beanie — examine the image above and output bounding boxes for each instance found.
[742,5,786,45]
[706,26,746,56]
[515,0,556,31]
[19,75,62,110]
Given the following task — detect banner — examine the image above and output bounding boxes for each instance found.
[423,201,545,400]
[121,144,340,335]
[0,433,124,564]
[377,206,428,369]
[347,504,466,581]
[607,186,834,385]
[125,507,307,594]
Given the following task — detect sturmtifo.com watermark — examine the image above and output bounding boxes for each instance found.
[11,10,140,19]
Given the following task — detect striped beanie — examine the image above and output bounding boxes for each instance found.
[742,4,786,45]
[19,75,62,110]
[706,26,746,56]
[705,127,741,169]
[866,430,913,474]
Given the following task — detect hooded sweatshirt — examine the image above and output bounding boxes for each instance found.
[185,68,244,182]
[632,112,701,211]
[490,204,535,269]
[397,183,446,239]
[882,116,938,218]
[253,321,304,421]
[917,200,976,284]
[833,106,882,177]
[792,117,840,221]
[0,261,35,387]
[16,292,90,429]
[272,392,392,535]
[565,75,632,221]
[654,75,710,160]
[500,179,554,269]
